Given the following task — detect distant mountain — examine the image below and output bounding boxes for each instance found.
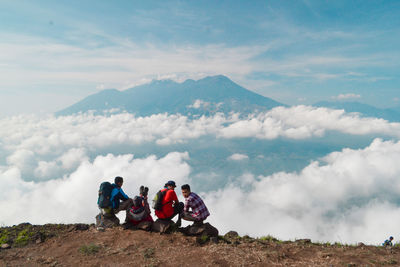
[313,101,400,122]
[391,105,400,113]
[56,75,285,117]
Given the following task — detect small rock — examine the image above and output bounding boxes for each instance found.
[1,243,11,249]
[18,222,32,227]
[357,242,365,247]
[152,219,173,233]
[68,224,89,232]
[224,231,239,239]
[75,223,89,231]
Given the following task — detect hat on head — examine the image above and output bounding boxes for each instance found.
[165,180,176,187]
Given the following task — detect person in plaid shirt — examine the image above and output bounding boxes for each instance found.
[181,184,210,225]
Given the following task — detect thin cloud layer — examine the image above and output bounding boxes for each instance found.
[228,153,249,161]
[332,93,361,100]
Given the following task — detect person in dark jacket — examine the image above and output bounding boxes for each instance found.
[110,176,133,215]
[383,236,394,247]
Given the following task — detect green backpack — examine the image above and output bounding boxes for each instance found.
[152,189,167,211]
[97,182,114,208]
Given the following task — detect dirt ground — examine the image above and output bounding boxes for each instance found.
[1,224,399,267]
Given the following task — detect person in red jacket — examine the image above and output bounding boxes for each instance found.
[155,180,184,226]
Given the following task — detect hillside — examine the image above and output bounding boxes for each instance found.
[1,223,399,266]
[56,75,284,117]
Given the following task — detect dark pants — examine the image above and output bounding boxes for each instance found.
[182,211,201,222]
[162,202,184,221]
[114,198,134,223]
[114,198,134,213]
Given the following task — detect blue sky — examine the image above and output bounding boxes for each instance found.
[0,0,399,116]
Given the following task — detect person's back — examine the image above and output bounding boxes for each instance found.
[154,180,184,225]
[185,192,210,220]
[155,188,178,219]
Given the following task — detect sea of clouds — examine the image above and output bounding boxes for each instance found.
[1,105,400,244]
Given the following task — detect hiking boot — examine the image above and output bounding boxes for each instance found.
[175,219,182,227]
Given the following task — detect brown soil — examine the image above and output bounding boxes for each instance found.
[1,224,399,266]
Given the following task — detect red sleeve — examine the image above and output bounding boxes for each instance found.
[164,189,178,203]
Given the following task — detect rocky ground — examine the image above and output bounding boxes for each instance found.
[1,223,399,266]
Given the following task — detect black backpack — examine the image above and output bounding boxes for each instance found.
[97,182,114,208]
[127,196,146,221]
[152,189,167,211]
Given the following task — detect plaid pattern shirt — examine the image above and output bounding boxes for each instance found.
[184,192,210,220]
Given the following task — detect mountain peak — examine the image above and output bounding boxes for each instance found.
[149,79,176,85]
[198,75,231,83]
[57,75,284,116]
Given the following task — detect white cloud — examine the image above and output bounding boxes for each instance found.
[58,148,89,170]
[187,99,207,109]
[34,160,60,180]
[331,93,361,100]
[0,152,190,225]
[1,106,400,183]
[2,107,400,244]
[186,99,223,114]
[205,138,400,244]
[228,153,249,161]
[220,106,400,140]
[0,33,268,92]
[6,149,36,178]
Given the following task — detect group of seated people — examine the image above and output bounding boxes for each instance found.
[103,176,210,228]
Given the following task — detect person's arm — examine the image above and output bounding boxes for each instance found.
[143,198,151,214]
[171,190,178,205]
[184,197,190,212]
[119,188,129,201]
[110,188,119,208]
[165,190,178,205]
[110,188,118,202]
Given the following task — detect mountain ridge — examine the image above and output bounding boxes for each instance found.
[313,101,400,122]
[56,75,285,117]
